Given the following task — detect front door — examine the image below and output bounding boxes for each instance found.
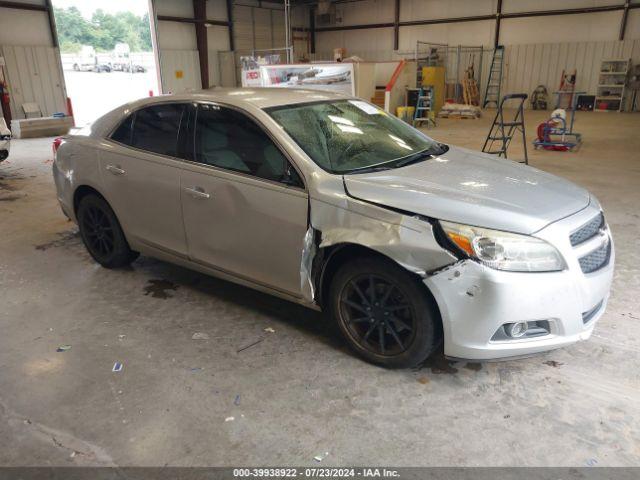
[180,103,308,296]
[99,103,190,256]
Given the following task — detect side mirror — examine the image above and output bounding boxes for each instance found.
[281,163,302,188]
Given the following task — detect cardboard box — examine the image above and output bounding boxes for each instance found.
[333,48,347,61]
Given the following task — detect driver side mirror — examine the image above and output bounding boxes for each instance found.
[280,162,303,188]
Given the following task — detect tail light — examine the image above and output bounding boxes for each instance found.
[52,137,64,160]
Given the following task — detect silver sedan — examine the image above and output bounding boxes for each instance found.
[52,88,614,368]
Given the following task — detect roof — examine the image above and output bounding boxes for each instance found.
[193,87,351,109]
[87,87,351,138]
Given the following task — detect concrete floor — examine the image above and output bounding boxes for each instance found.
[0,109,639,467]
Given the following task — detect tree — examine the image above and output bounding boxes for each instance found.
[53,6,153,53]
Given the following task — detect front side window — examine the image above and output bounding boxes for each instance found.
[194,104,301,186]
[130,104,186,157]
[267,100,445,174]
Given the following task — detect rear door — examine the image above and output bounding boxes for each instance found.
[100,103,191,256]
[180,103,308,296]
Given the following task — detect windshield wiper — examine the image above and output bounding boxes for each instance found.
[345,165,393,174]
[393,143,449,168]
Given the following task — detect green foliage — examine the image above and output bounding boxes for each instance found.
[54,6,152,53]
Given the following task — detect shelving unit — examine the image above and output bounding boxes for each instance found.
[596,59,631,112]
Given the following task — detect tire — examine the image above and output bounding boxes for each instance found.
[77,194,138,268]
[329,256,441,368]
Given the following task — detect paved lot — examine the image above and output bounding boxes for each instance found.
[0,109,638,466]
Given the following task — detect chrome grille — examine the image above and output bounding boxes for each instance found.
[570,213,604,246]
[578,241,611,274]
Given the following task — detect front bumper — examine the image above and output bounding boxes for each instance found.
[424,204,614,360]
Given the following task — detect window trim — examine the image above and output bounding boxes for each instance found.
[105,100,307,193]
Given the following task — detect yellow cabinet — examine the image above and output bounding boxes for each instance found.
[422,66,445,113]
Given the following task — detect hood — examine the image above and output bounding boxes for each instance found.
[343,146,590,234]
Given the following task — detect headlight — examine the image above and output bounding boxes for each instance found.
[439,220,566,272]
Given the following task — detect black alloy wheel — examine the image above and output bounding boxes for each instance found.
[330,256,441,368]
[339,273,417,356]
[81,204,115,258]
[77,194,138,268]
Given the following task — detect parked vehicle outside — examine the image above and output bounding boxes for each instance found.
[0,117,10,162]
[51,88,614,368]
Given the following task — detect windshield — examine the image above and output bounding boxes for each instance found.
[266,100,444,174]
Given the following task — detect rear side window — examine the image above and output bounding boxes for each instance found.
[110,114,134,145]
[132,104,186,157]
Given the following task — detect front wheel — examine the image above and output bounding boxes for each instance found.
[329,256,441,368]
[77,194,138,268]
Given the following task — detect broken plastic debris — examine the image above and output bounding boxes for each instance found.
[190,367,203,372]
[192,332,210,340]
[234,395,241,406]
[314,452,329,462]
[263,327,275,333]
[112,362,123,372]
[56,345,71,352]
[225,416,235,422]
[118,334,126,340]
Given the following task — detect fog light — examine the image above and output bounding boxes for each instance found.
[505,322,529,338]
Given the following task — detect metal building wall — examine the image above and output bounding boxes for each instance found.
[501,39,640,102]
[1,45,67,120]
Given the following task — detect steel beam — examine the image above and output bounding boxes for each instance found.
[156,15,229,27]
[0,1,47,11]
[393,0,400,51]
[227,0,235,51]
[309,6,316,54]
[619,1,630,41]
[193,0,209,89]
[494,0,502,48]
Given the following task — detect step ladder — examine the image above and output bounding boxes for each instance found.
[413,86,436,128]
[482,46,505,108]
[481,93,528,164]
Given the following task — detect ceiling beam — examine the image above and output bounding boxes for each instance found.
[156,15,229,27]
[0,1,47,12]
[313,2,640,34]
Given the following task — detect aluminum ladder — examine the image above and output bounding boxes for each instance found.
[482,46,505,108]
[413,87,436,128]
[481,93,528,164]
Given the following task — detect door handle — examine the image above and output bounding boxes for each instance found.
[184,186,210,199]
[106,164,125,175]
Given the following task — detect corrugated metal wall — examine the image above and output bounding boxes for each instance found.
[314,39,640,108]
[158,49,201,94]
[501,39,640,102]
[1,45,67,120]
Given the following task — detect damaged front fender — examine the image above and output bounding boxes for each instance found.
[299,193,458,304]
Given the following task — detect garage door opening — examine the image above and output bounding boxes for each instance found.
[52,0,159,126]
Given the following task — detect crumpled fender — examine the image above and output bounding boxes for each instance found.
[300,192,458,303]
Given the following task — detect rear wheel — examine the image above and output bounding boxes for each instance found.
[329,256,441,368]
[77,194,138,268]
